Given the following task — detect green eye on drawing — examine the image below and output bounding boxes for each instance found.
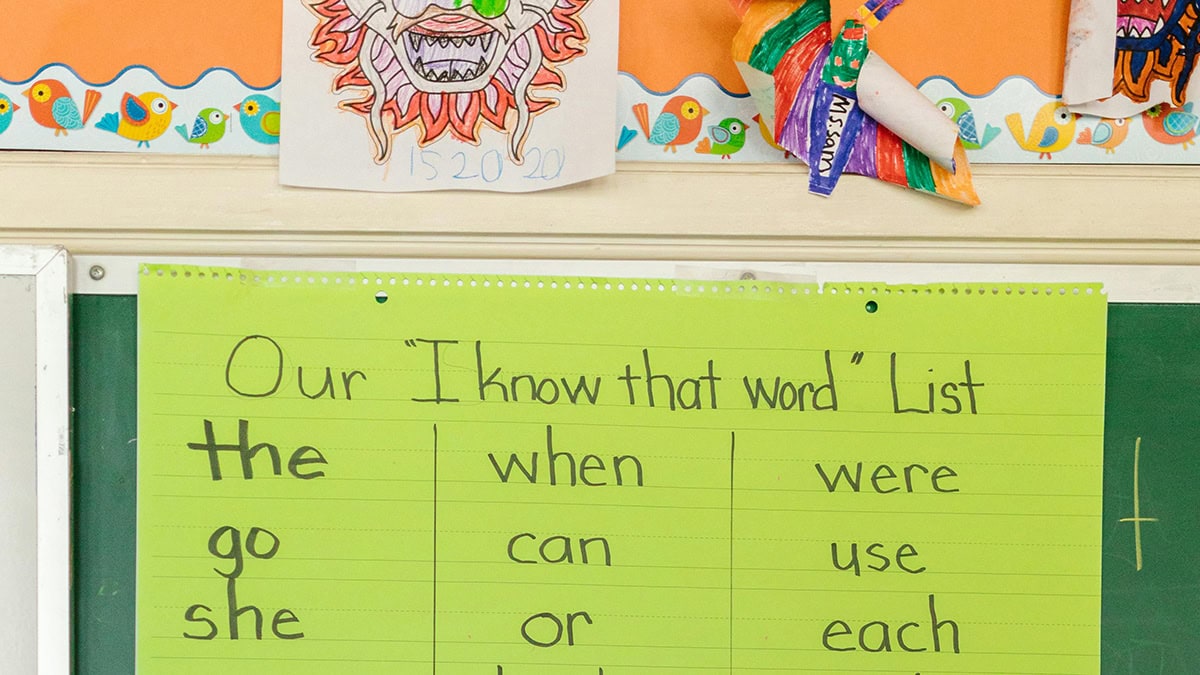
[456,0,508,19]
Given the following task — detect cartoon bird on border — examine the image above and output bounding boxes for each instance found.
[1006,102,1078,160]
[695,117,748,159]
[631,96,709,153]
[21,79,101,137]
[96,92,178,148]
[1142,102,1199,148]
[938,98,1000,151]
[753,114,794,158]
[1076,117,1130,154]
[0,94,18,135]
[176,108,229,149]
[729,0,979,204]
[234,95,280,145]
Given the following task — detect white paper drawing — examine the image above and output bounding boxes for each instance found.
[282,0,618,192]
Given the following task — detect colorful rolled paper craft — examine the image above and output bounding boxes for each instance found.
[731,0,980,205]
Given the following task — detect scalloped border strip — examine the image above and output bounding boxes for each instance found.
[0,64,278,156]
[616,72,1200,165]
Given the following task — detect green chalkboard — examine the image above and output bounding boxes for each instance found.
[1101,306,1200,670]
[71,296,1200,674]
[72,295,137,674]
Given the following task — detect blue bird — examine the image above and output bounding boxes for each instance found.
[0,94,18,135]
[234,95,280,145]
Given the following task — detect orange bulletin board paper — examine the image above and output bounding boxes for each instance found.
[0,2,281,88]
[12,1,1174,166]
[1,1,1068,96]
[618,0,1070,98]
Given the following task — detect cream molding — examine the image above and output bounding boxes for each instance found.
[0,152,1197,263]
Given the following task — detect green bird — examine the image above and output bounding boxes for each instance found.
[937,97,1000,151]
[175,108,229,149]
[694,117,748,159]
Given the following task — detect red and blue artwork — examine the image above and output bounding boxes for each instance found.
[1115,0,1200,107]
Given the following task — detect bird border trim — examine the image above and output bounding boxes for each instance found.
[0,63,280,155]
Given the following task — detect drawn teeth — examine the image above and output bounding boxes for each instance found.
[403,28,497,82]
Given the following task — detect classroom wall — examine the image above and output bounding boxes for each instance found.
[0,1,1195,262]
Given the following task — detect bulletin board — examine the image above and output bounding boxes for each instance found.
[2,0,1193,164]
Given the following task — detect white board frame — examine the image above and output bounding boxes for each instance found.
[0,245,71,674]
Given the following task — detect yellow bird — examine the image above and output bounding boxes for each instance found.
[752,113,793,159]
[95,91,178,148]
[1006,102,1078,160]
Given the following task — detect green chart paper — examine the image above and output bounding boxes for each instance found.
[137,268,1107,674]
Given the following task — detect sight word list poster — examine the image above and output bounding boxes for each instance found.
[138,268,1107,675]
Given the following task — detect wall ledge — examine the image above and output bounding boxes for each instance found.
[1,152,1196,263]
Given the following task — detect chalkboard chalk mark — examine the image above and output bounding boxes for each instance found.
[1118,436,1158,572]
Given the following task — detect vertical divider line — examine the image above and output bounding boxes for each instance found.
[433,423,439,674]
[729,430,736,675]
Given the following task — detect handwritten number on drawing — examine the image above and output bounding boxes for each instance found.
[406,147,565,183]
[541,149,564,180]
[523,148,543,179]
[481,151,504,183]
[418,150,440,181]
[452,152,479,180]
[522,148,565,181]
